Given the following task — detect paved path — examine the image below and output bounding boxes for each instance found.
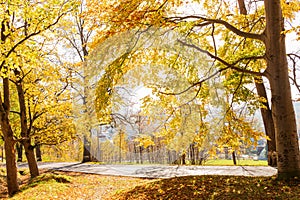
[16,162,277,178]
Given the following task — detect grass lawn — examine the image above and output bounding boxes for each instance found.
[1,167,299,200]
[204,159,268,166]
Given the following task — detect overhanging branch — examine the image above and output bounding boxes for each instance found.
[159,40,264,96]
[178,40,264,76]
[167,15,264,42]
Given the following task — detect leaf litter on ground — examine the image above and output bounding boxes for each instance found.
[0,168,299,200]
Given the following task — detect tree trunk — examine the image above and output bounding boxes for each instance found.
[254,77,277,166]
[232,151,237,165]
[181,153,186,165]
[82,135,91,162]
[36,144,42,161]
[4,143,18,194]
[190,144,195,165]
[264,0,300,179]
[0,78,19,196]
[0,145,3,162]
[238,0,277,167]
[237,0,247,15]
[16,143,23,162]
[139,146,143,164]
[168,150,171,164]
[224,147,229,159]
[3,130,19,196]
[16,79,39,178]
[21,140,39,177]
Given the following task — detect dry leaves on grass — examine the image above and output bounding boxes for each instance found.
[1,169,300,200]
[1,170,153,200]
[113,175,300,200]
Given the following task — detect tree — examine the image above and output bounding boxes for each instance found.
[167,0,300,178]
[112,130,128,163]
[84,0,300,179]
[264,0,300,178]
[57,0,99,162]
[0,0,78,196]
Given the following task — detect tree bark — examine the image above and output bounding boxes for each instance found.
[238,0,277,167]
[16,79,39,178]
[264,0,300,179]
[3,125,19,196]
[254,77,277,166]
[232,151,237,165]
[16,143,23,162]
[190,144,195,165]
[181,153,186,165]
[0,78,19,196]
[36,144,42,161]
[237,0,247,15]
[22,140,39,177]
[139,146,143,164]
[82,135,91,162]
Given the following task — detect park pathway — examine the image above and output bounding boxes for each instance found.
[16,162,278,178]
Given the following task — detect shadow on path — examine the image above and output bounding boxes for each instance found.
[1,162,278,179]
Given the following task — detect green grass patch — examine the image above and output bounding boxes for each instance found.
[204,159,268,166]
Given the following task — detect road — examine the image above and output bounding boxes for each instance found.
[15,162,277,178]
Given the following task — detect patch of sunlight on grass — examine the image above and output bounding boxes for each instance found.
[204,159,268,166]
[11,180,69,200]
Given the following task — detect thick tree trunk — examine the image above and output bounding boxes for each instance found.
[1,115,19,196]
[22,140,39,177]
[254,77,277,166]
[264,0,300,179]
[238,0,277,167]
[0,78,19,196]
[3,131,19,196]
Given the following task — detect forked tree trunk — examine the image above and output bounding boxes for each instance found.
[264,0,300,179]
